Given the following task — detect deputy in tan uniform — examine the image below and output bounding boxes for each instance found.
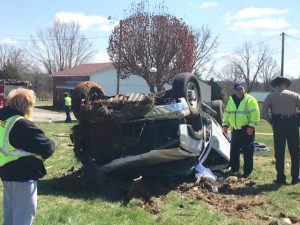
[262,76,300,185]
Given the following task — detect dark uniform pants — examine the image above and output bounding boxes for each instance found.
[272,116,299,182]
[230,126,255,175]
[65,106,71,123]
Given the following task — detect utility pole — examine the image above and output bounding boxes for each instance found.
[280,32,285,77]
[117,20,122,95]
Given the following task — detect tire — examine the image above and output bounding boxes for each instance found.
[173,73,201,117]
[211,100,224,125]
[72,81,105,119]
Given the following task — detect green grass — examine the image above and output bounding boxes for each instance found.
[254,119,274,158]
[36,98,67,112]
[0,120,299,225]
[36,100,53,107]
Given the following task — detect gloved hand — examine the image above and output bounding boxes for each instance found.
[222,126,229,134]
[247,127,254,136]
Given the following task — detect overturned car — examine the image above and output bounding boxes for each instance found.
[71,73,230,177]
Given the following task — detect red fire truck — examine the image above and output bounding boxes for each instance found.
[0,80,31,108]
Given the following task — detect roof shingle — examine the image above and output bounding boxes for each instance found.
[52,63,113,76]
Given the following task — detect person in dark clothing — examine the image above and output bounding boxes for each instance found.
[262,76,300,185]
[0,88,55,225]
[222,83,260,178]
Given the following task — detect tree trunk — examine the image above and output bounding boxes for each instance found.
[149,85,155,93]
[157,85,163,92]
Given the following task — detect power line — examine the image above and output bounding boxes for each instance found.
[0,35,110,42]
[22,0,59,33]
[217,35,280,46]
[3,0,26,30]
[286,34,300,41]
[5,0,36,35]
[0,32,281,45]
[258,35,280,44]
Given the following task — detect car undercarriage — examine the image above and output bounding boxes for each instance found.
[70,73,230,177]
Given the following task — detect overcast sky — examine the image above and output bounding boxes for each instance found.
[0,0,299,77]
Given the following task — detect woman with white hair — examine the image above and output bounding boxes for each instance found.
[0,88,55,225]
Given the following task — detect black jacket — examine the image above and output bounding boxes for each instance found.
[231,94,243,108]
[0,106,55,181]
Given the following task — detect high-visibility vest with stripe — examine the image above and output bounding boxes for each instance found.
[222,93,260,129]
[64,96,72,107]
[0,115,42,167]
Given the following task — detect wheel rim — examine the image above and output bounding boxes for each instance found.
[186,82,199,110]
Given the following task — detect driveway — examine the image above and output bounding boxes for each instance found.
[32,107,74,122]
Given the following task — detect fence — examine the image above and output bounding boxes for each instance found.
[36,92,52,101]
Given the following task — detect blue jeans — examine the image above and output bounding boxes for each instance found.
[65,106,71,123]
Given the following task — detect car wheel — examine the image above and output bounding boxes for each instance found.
[211,100,224,125]
[72,81,105,119]
[173,73,201,117]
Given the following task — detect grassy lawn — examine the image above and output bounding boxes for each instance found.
[36,100,53,107]
[0,120,299,225]
[35,99,65,113]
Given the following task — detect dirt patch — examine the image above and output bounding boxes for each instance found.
[141,198,160,215]
[254,156,271,164]
[52,171,300,224]
[175,178,265,223]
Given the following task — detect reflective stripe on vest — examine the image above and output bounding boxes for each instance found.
[222,93,260,129]
[0,115,42,167]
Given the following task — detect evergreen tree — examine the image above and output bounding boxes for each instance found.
[209,78,224,100]
[0,61,21,80]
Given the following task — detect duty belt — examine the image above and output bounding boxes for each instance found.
[272,114,297,119]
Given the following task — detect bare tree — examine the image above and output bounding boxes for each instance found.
[215,64,240,97]
[108,0,197,93]
[0,44,28,71]
[22,71,52,94]
[290,77,300,93]
[223,42,272,92]
[30,21,96,74]
[260,57,279,91]
[0,44,38,80]
[193,26,218,80]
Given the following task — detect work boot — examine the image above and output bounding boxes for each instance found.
[291,178,300,185]
[273,179,287,185]
[241,173,251,178]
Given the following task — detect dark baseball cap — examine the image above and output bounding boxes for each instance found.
[233,83,243,90]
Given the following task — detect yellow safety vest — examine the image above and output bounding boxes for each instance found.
[0,115,42,167]
[222,93,260,129]
[64,96,72,107]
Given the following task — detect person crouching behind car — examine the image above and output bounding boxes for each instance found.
[222,83,260,178]
[0,88,55,225]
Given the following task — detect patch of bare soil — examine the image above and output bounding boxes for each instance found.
[52,171,300,224]
[176,177,300,224]
[141,198,160,215]
[254,156,271,164]
[175,177,265,223]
